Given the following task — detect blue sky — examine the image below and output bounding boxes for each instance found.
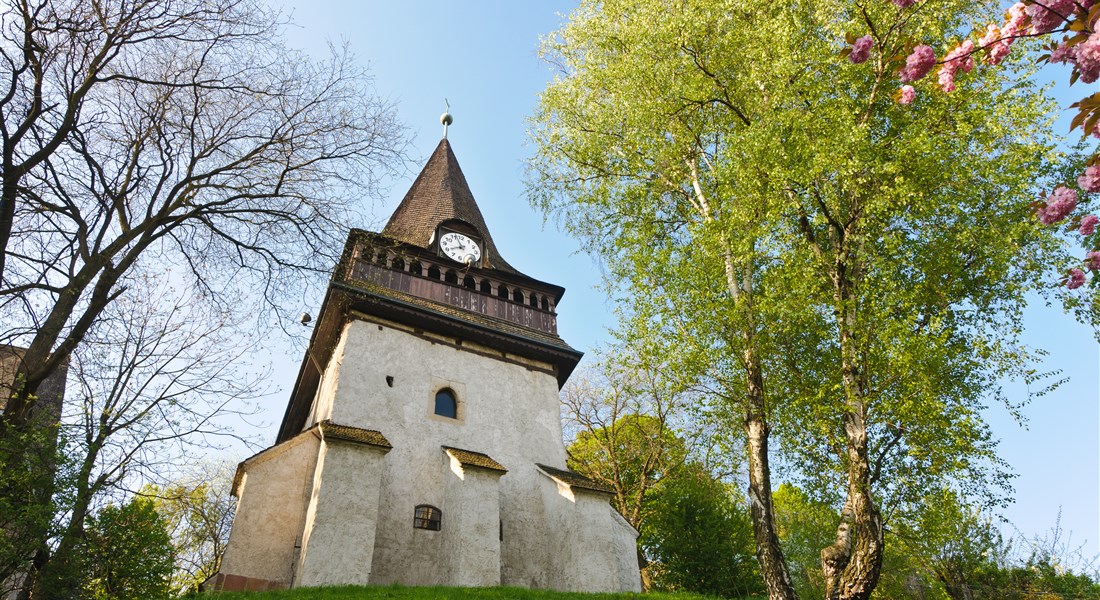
[261,0,1099,557]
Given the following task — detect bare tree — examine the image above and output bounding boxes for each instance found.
[4,275,264,598]
[0,0,408,588]
[0,0,408,428]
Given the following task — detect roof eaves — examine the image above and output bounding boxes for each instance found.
[536,463,615,495]
[443,446,507,473]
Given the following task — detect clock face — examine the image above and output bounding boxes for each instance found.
[439,232,482,264]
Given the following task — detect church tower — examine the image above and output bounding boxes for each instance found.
[212,135,640,592]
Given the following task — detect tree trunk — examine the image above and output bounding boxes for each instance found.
[637,546,654,591]
[0,172,17,284]
[744,346,799,600]
[27,441,102,599]
[820,273,884,600]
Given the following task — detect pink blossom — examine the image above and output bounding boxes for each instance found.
[850,35,874,64]
[1078,165,1100,192]
[978,24,1010,66]
[1006,3,1029,32]
[1050,42,1077,64]
[986,37,1015,65]
[1027,0,1076,34]
[1080,215,1099,235]
[1037,186,1078,225]
[979,3,1026,65]
[901,45,936,82]
[1086,251,1100,270]
[892,0,918,7]
[899,85,916,105]
[1074,31,1100,83]
[1067,268,1087,289]
[979,24,1001,48]
[938,40,976,92]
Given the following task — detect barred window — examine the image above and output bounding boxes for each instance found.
[414,505,441,531]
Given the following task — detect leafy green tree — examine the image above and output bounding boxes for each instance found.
[889,488,1011,600]
[772,484,838,599]
[561,352,701,589]
[146,460,236,595]
[80,496,175,600]
[565,408,688,529]
[529,1,1087,599]
[642,463,762,598]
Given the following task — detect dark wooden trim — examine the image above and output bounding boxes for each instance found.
[349,262,559,335]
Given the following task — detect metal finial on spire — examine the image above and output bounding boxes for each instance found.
[440,99,453,139]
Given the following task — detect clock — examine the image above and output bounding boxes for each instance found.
[439,232,482,265]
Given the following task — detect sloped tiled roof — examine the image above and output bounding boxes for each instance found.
[382,139,517,274]
[443,446,507,473]
[536,463,615,494]
[319,420,392,449]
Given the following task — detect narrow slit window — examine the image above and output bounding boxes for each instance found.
[434,388,458,419]
[414,505,441,531]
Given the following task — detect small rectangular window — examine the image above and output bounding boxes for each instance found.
[414,505,441,531]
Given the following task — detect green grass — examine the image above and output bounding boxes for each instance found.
[208,584,763,600]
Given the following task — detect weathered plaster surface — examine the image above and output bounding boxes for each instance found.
[442,460,503,586]
[222,317,639,592]
[219,432,320,584]
[317,319,573,587]
[295,439,387,587]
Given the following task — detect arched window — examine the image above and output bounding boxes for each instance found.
[434,388,457,419]
[408,260,422,276]
[414,505,442,531]
[444,270,458,285]
[512,289,524,304]
[463,275,476,289]
[528,294,538,308]
[427,265,441,280]
[479,279,492,294]
[540,296,549,311]
[390,257,405,271]
[496,284,509,299]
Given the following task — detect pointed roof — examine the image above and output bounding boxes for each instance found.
[382,139,517,274]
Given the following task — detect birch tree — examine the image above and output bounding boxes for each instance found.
[528,1,1090,598]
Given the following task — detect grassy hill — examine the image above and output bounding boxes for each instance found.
[207,584,762,600]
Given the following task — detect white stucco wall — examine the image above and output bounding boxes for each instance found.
[224,315,639,592]
[609,507,644,592]
[531,471,642,593]
[219,432,320,584]
[442,459,503,587]
[310,318,574,587]
[295,438,387,587]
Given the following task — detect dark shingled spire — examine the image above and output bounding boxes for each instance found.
[382,139,517,274]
